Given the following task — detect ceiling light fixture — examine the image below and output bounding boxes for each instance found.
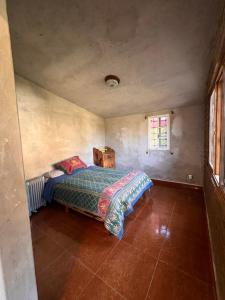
[105,75,120,87]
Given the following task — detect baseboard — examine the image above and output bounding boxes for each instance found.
[151,178,203,191]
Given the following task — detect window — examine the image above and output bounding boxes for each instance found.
[209,91,216,170]
[148,114,170,150]
[209,72,223,182]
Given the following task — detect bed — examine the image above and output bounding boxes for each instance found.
[43,166,153,239]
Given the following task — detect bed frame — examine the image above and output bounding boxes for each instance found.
[64,204,104,222]
[61,188,151,223]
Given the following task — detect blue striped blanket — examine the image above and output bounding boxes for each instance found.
[43,166,153,239]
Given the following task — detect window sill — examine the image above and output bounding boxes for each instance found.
[149,148,170,151]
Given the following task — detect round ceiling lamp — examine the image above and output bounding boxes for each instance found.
[104,75,120,87]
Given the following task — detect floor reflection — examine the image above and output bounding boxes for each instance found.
[155,225,170,238]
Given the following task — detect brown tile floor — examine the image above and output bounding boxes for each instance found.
[31,185,216,300]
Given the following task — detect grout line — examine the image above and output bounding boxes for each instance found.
[32,209,121,286]
[74,268,96,300]
[144,259,159,300]
[64,248,96,276]
[145,197,176,299]
[121,239,158,261]
[158,259,213,287]
[156,196,214,287]
[95,273,127,300]
[32,220,69,251]
[75,239,124,300]
[157,198,176,256]
[31,220,47,236]
[65,236,120,276]
[66,237,120,299]
[36,187,212,300]
[38,248,96,300]
[37,248,69,277]
[124,190,155,237]
[146,192,214,296]
[94,239,120,275]
[32,221,75,278]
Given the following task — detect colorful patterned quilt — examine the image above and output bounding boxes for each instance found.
[43,166,153,239]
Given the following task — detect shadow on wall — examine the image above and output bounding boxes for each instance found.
[105,104,204,185]
[15,76,105,180]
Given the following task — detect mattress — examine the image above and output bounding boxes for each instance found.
[43,166,153,239]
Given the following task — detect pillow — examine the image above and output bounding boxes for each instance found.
[55,156,87,174]
[44,170,64,179]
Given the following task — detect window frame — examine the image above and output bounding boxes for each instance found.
[148,113,170,151]
[219,70,225,187]
[208,69,224,185]
[209,90,216,171]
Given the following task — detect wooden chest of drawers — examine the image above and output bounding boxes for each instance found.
[93,147,115,168]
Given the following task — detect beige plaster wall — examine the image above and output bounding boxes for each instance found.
[0,1,37,299]
[15,75,105,179]
[106,104,204,185]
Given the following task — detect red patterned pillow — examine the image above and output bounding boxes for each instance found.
[55,156,87,174]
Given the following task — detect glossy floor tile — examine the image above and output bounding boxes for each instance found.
[67,229,118,272]
[37,251,94,300]
[159,228,213,283]
[31,185,216,300]
[146,261,215,300]
[123,211,170,258]
[97,241,156,299]
[79,276,125,300]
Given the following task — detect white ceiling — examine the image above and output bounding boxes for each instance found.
[7,0,224,117]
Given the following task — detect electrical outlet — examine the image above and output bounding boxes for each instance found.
[187,174,193,182]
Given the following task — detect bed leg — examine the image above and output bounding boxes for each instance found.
[65,206,69,213]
